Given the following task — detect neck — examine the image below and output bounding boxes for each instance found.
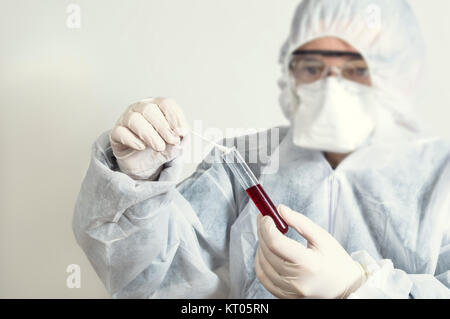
[324,151,351,169]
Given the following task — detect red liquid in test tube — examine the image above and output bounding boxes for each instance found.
[246,184,288,234]
[221,146,288,234]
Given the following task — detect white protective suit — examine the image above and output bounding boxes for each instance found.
[73,0,450,298]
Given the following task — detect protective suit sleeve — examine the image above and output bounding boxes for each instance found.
[72,131,237,298]
[347,247,450,299]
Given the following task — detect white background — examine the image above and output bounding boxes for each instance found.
[1,0,449,298]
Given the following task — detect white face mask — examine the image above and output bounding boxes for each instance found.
[292,77,375,153]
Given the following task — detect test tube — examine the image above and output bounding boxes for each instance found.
[221,147,288,234]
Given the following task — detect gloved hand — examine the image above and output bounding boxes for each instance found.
[109,97,190,180]
[255,204,367,299]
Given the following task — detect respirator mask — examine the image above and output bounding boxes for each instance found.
[289,50,376,153]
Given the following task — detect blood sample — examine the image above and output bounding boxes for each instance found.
[221,146,289,234]
[246,184,289,234]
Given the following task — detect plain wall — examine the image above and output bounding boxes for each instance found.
[1,0,449,298]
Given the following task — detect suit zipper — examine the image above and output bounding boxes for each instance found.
[328,173,339,236]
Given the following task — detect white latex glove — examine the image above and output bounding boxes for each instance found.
[109,97,190,180]
[255,204,367,299]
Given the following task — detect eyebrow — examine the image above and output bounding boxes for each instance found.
[292,50,363,59]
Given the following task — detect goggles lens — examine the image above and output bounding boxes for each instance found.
[289,51,371,86]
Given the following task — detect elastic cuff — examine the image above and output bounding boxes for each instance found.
[347,250,413,299]
[341,261,368,299]
[118,163,163,181]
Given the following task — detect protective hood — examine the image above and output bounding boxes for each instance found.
[278,0,426,139]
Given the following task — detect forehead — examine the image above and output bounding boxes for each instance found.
[292,37,366,64]
[296,36,360,53]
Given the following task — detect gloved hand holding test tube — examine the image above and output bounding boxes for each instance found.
[191,131,289,234]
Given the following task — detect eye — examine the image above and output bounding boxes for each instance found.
[304,66,321,75]
[355,67,369,77]
[344,66,369,78]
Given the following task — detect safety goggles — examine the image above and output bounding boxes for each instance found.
[289,50,371,86]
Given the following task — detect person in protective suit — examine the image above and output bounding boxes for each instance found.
[73,0,450,298]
